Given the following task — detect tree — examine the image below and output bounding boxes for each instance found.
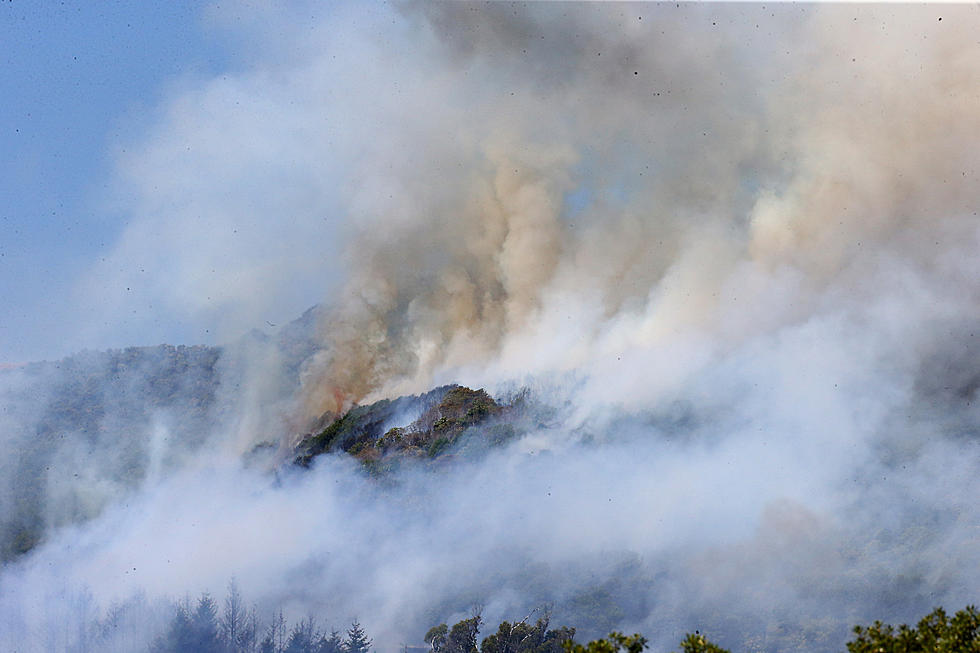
[152,599,194,653]
[239,607,259,653]
[319,629,344,653]
[674,632,729,653]
[482,621,524,653]
[190,592,223,653]
[286,617,322,653]
[445,616,482,653]
[344,620,373,653]
[427,624,449,653]
[152,593,224,653]
[847,605,980,653]
[222,578,248,653]
[481,617,574,653]
[261,608,288,653]
[562,632,648,653]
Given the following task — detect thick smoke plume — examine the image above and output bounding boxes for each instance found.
[300,3,980,417]
[2,3,979,653]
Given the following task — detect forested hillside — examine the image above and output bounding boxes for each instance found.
[0,306,325,561]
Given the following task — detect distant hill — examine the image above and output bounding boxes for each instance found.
[0,305,328,561]
[293,385,536,472]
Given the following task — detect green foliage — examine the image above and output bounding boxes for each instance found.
[285,617,323,653]
[153,592,223,653]
[427,624,449,651]
[426,615,483,653]
[675,632,730,653]
[846,606,980,653]
[428,437,451,457]
[446,616,482,653]
[295,385,516,469]
[345,619,373,653]
[378,427,406,449]
[562,632,648,653]
[422,387,499,435]
[483,423,518,446]
[481,618,575,653]
[290,382,575,472]
[348,440,368,455]
[323,629,345,653]
[299,410,362,463]
[295,386,459,465]
[191,593,223,653]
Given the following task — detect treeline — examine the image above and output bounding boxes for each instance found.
[151,580,371,653]
[425,613,575,653]
[36,577,980,653]
[431,605,980,653]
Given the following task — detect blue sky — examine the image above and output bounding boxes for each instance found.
[1,2,237,361]
[0,0,446,364]
[2,2,384,363]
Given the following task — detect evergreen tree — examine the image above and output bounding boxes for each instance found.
[261,608,288,653]
[286,617,322,653]
[191,592,223,653]
[222,578,248,653]
[344,620,373,653]
[320,629,344,653]
[239,607,259,653]
[152,599,194,653]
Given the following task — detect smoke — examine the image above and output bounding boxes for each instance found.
[2,2,980,652]
[299,2,980,416]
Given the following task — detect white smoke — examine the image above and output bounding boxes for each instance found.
[2,3,979,652]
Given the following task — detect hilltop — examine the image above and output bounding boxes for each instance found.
[294,385,541,472]
[0,305,327,561]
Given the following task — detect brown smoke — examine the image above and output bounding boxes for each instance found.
[301,3,980,418]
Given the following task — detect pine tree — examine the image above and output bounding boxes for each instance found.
[344,620,372,653]
[191,592,223,653]
[286,617,321,653]
[222,578,247,653]
[262,608,288,653]
[152,599,194,653]
[240,607,259,653]
[319,629,344,653]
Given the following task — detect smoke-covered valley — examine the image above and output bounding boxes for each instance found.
[2,2,979,652]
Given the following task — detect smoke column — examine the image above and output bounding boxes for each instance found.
[299,3,980,416]
[2,3,979,652]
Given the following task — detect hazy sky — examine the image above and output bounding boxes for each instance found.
[1,2,368,362]
[1,2,240,361]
